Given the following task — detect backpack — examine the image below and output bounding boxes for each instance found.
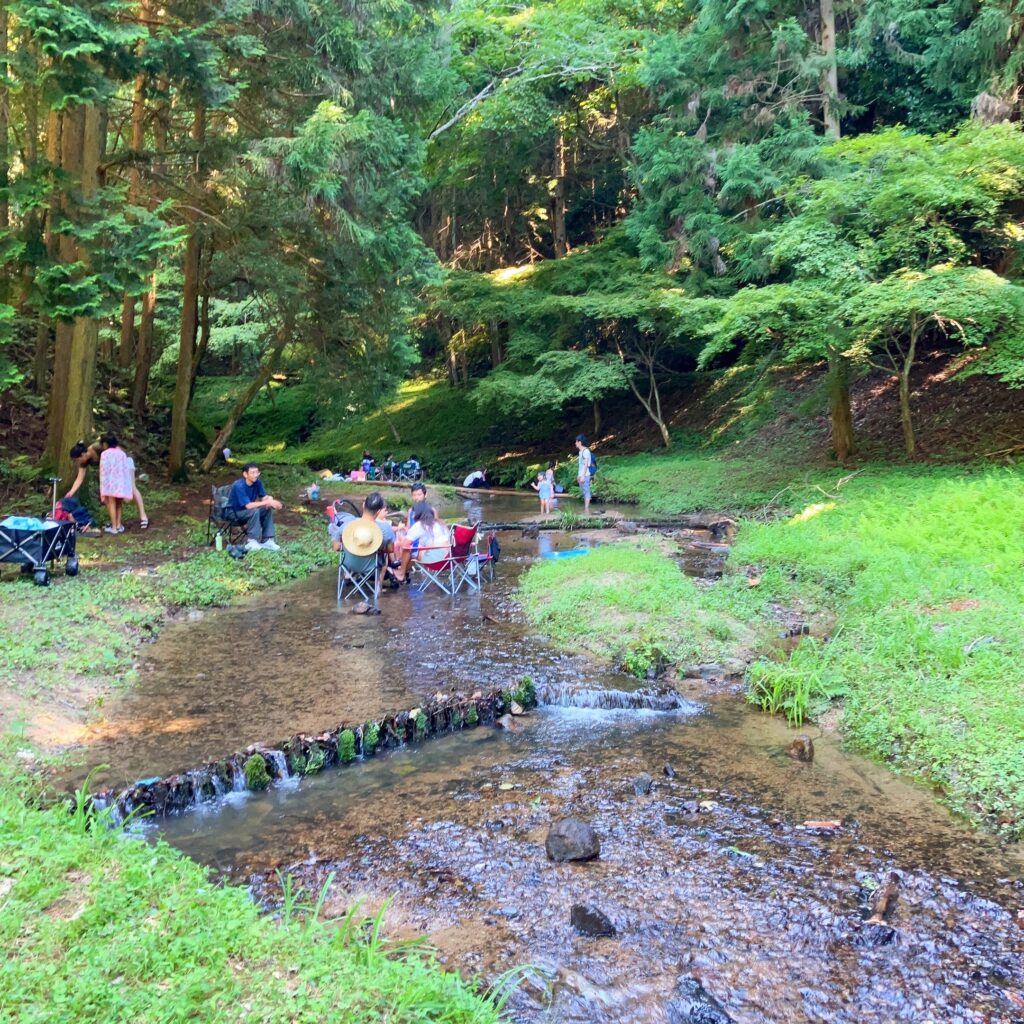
[55,496,96,530]
[488,531,501,563]
[589,453,598,477]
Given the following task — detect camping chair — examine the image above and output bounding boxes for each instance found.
[206,485,248,547]
[337,549,380,608]
[411,535,455,596]
[397,460,422,482]
[449,523,494,593]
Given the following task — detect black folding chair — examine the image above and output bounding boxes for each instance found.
[206,485,248,547]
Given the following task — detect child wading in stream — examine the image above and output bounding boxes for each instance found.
[532,471,554,515]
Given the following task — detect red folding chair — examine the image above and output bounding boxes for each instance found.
[450,523,494,592]
[411,535,455,595]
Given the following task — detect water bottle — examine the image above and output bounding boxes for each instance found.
[310,481,321,501]
[215,531,224,552]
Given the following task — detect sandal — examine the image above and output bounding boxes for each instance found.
[140,519,149,530]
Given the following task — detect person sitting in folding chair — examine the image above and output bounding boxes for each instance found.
[398,502,453,594]
[337,517,383,611]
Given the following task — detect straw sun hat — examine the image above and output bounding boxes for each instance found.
[341,518,383,557]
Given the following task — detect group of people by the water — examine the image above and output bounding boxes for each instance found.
[64,435,149,535]
[327,481,450,594]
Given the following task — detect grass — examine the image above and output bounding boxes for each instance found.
[519,539,765,674]
[526,455,1024,836]
[0,767,503,1024]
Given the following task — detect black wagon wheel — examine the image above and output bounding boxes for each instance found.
[33,568,49,587]
[66,557,80,577]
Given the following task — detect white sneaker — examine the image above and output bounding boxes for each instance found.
[244,539,263,552]
[260,539,281,551]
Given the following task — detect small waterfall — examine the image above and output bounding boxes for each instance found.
[230,761,247,792]
[536,681,697,712]
[210,772,226,798]
[185,769,208,807]
[263,750,289,781]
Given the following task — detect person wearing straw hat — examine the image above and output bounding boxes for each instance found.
[340,517,383,559]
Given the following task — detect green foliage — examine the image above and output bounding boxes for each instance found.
[510,676,537,709]
[338,729,357,764]
[465,703,479,727]
[243,754,270,791]
[520,539,759,670]
[363,722,380,754]
[304,743,325,775]
[0,774,503,1022]
[414,710,428,736]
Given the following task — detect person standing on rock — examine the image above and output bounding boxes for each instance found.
[575,434,594,514]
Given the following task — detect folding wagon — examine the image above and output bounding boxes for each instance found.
[0,518,79,586]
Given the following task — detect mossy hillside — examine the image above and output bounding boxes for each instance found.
[0,776,502,1024]
[225,376,561,484]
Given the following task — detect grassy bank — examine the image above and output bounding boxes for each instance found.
[0,772,503,1023]
[523,458,1024,836]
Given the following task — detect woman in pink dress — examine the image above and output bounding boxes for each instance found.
[98,434,134,534]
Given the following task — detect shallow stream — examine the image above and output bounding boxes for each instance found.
[76,494,1024,1023]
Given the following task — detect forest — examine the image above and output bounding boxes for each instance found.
[1,0,1024,484]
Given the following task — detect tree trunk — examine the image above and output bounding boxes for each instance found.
[132,74,166,419]
[54,105,103,490]
[117,70,147,369]
[827,350,854,461]
[168,106,205,481]
[820,0,840,139]
[550,130,568,258]
[45,108,75,467]
[488,318,503,368]
[593,400,601,435]
[897,323,919,458]
[132,274,156,418]
[200,330,287,473]
[189,241,213,396]
[0,5,9,237]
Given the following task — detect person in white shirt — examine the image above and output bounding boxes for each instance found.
[396,502,450,579]
[463,467,488,488]
[575,434,593,513]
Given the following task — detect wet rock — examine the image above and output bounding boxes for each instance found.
[545,818,600,862]
[616,520,639,535]
[680,800,700,815]
[667,976,733,1024]
[496,714,518,731]
[570,903,616,937]
[663,763,676,779]
[786,736,815,762]
[510,701,525,716]
[633,773,654,795]
[521,524,540,539]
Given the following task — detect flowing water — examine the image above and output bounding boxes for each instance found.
[75,493,1024,1023]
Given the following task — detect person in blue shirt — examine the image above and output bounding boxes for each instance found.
[226,463,283,551]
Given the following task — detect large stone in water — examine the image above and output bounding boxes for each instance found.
[667,977,733,1024]
[545,818,600,862]
[786,735,814,762]
[570,903,616,937]
[633,773,654,795]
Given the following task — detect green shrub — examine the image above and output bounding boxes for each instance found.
[243,754,270,791]
[339,729,356,763]
[363,722,380,753]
